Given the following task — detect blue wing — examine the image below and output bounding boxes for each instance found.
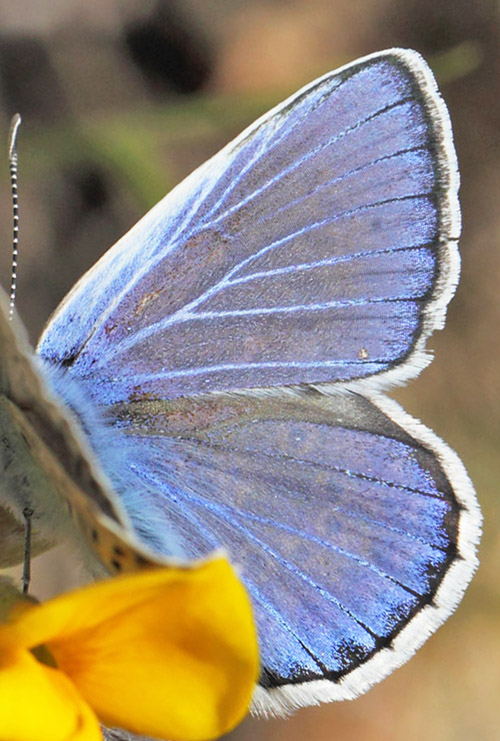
[83,388,477,711]
[36,49,479,712]
[38,49,459,402]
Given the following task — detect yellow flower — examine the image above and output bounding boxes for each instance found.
[0,557,258,741]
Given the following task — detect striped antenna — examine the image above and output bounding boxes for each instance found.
[8,113,21,321]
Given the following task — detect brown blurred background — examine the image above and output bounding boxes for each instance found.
[0,0,498,739]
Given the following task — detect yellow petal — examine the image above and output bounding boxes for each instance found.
[0,647,102,741]
[1,557,258,740]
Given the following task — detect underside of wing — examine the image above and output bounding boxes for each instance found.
[91,388,479,713]
[38,48,459,400]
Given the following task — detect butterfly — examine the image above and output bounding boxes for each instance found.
[0,47,481,716]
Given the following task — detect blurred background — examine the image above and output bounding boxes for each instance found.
[0,0,498,739]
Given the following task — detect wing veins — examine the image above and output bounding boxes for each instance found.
[234,510,426,598]
[243,581,330,676]
[170,475,433,595]
[128,463,221,551]
[226,242,434,287]
[188,297,420,321]
[196,66,393,229]
[99,358,388,383]
[251,144,428,231]
[169,436,449,503]
[98,193,431,364]
[205,98,416,231]
[179,487,382,640]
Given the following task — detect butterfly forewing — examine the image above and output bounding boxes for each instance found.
[39,49,458,401]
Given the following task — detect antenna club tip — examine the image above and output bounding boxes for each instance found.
[8,114,22,159]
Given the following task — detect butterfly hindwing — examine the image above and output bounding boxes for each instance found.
[39,49,459,401]
[106,387,478,711]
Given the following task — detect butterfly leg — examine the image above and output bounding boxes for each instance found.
[22,506,33,594]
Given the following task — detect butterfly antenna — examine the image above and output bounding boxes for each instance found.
[8,113,21,321]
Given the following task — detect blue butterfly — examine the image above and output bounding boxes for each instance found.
[0,48,480,715]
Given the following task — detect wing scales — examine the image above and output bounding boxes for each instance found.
[91,388,475,701]
[35,49,478,712]
[39,50,457,401]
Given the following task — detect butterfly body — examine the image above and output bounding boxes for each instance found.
[0,293,181,575]
[0,48,480,714]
